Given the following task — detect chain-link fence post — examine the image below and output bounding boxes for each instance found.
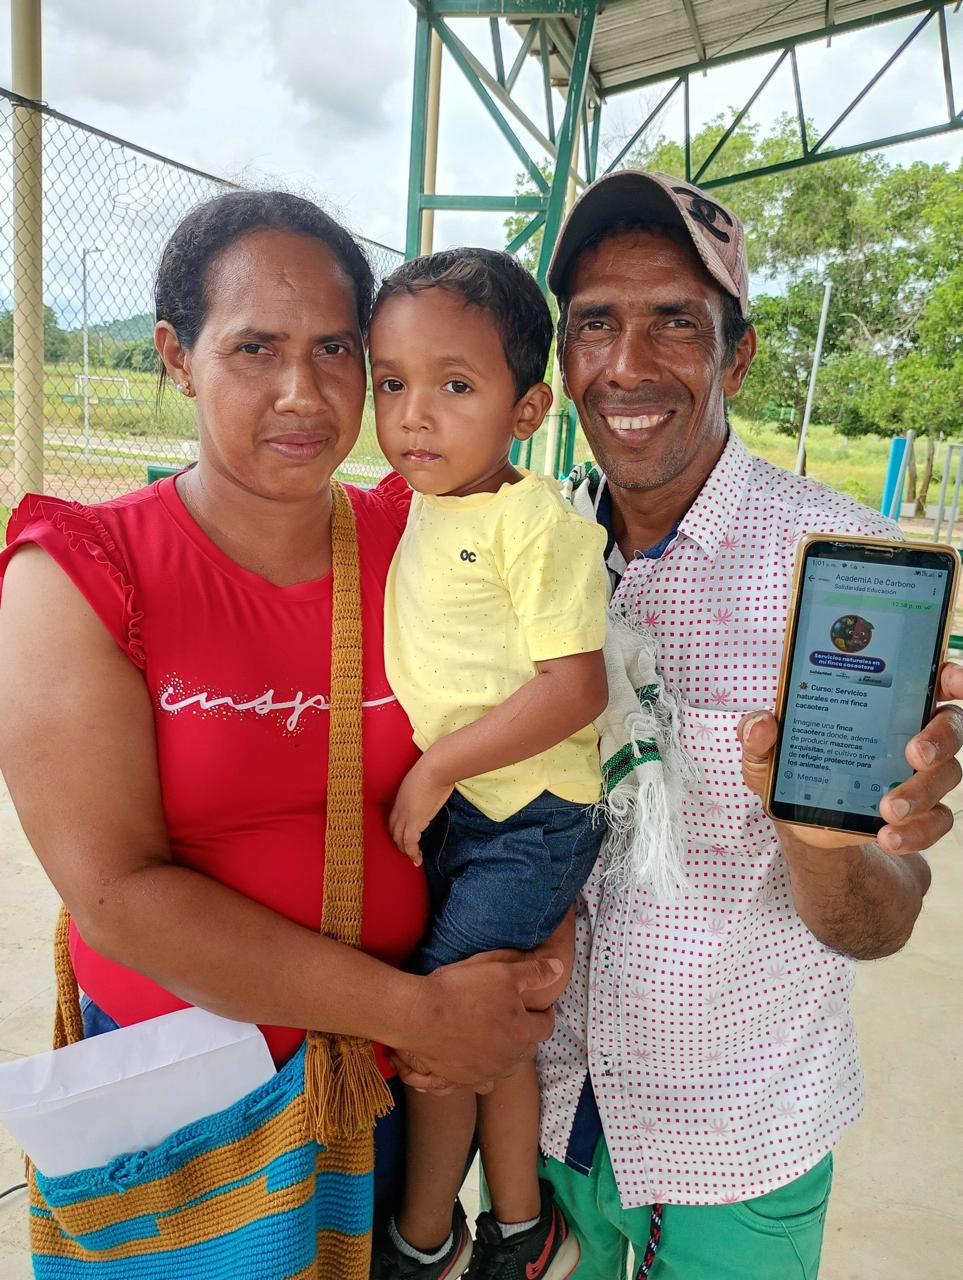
[11,0,44,495]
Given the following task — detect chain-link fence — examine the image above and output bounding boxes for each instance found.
[0,88,400,531]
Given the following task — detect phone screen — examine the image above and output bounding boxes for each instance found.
[769,541,957,833]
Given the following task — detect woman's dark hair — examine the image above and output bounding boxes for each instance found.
[155,190,376,390]
[555,218,750,366]
[373,247,553,399]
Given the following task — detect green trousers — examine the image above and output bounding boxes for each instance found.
[541,1141,833,1279]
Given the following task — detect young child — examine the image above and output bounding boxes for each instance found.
[369,248,609,1280]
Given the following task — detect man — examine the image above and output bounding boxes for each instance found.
[534,171,963,1279]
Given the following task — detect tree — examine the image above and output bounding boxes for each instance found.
[112,337,160,374]
[0,305,69,362]
[736,287,823,428]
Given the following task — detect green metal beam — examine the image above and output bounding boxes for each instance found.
[536,3,598,288]
[700,117,963,191]
[589,98,601,182]
[506,21,537,92]
[812,8,935,153]
[505,211,546,254]
[431,16,549,193]
[544,16,604,104]
[405,10,432,259]
[694,50,788,183]
[938,4,955,120]
[406,0,963,283]
[427,1,585,13]
[604,0,946,97]
[420,192,547,209]
[562,400,578,475]
[592,2,960,198]
[490,17,506,84]
[603,77,682,174]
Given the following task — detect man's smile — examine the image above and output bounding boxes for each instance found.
[602,410,674,434]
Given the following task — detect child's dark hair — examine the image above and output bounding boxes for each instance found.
[373,248,553,398]
[155,190,375,393]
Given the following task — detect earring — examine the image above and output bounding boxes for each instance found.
[175,382,192,397]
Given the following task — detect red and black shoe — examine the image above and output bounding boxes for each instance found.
[464,1180,580,1280]
[371,1200,473,1280]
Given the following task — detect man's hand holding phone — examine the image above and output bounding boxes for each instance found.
[739,662,963,961]
[740,666,963,854]
[764,535,959,839]
[739,533,961,960]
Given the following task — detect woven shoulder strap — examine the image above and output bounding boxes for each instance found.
[303,481,394,1141]
[52,904,83,1050]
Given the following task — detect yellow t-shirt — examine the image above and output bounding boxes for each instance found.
[384,471,608,822]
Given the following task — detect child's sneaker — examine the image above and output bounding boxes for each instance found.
[465,1181,580,1280]
[371,1200,473,1279]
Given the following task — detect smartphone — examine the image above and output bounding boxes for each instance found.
[765,534,959,837]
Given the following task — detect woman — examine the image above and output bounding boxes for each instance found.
[0,192,561,1274]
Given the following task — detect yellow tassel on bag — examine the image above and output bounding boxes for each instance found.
[303,1029,338,1144]
[304,1031,395,1144]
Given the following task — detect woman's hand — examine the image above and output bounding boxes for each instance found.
[389,952,563,1092]
[389,756,454,865]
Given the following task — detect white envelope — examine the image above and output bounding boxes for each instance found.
[0,1006,277,1177]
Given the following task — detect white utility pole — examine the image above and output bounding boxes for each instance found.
[795,280,833,476]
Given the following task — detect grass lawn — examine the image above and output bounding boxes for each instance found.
[733,418,885,508]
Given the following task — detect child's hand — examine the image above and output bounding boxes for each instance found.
[389,756,455,865]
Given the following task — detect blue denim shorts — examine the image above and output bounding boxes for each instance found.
[414,789,604,974]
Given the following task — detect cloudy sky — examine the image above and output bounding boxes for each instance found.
[1,0,961,259]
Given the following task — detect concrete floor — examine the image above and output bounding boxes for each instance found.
[1,774,961,1279]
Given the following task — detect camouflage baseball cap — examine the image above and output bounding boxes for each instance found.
[546,170,749,317]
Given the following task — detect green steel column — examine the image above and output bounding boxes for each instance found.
[589,98,602,183]
[562,401,578,477]
[405,10,432,260]
[543,127,580,476]
[536,2,597,289]
[556,95,596,475]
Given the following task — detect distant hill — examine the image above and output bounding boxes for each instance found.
[90,312,155,341]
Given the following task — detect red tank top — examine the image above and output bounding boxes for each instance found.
[0,474,425,1068]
